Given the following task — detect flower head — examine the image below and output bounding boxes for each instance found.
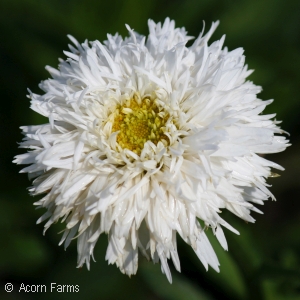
[14,18,289,282]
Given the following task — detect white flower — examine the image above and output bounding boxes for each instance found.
[14,18,289,283]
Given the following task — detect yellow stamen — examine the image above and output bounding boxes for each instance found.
[112,95,169,154]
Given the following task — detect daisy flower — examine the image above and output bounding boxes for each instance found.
[14,18,289,282]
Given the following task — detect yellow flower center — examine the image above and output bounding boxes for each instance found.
[112,95,169,154]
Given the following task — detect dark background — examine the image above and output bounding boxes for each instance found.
[1,0,300,299]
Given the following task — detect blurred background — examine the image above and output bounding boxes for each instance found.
[1,0,300,299]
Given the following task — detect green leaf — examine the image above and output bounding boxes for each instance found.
[140,260,213,300]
